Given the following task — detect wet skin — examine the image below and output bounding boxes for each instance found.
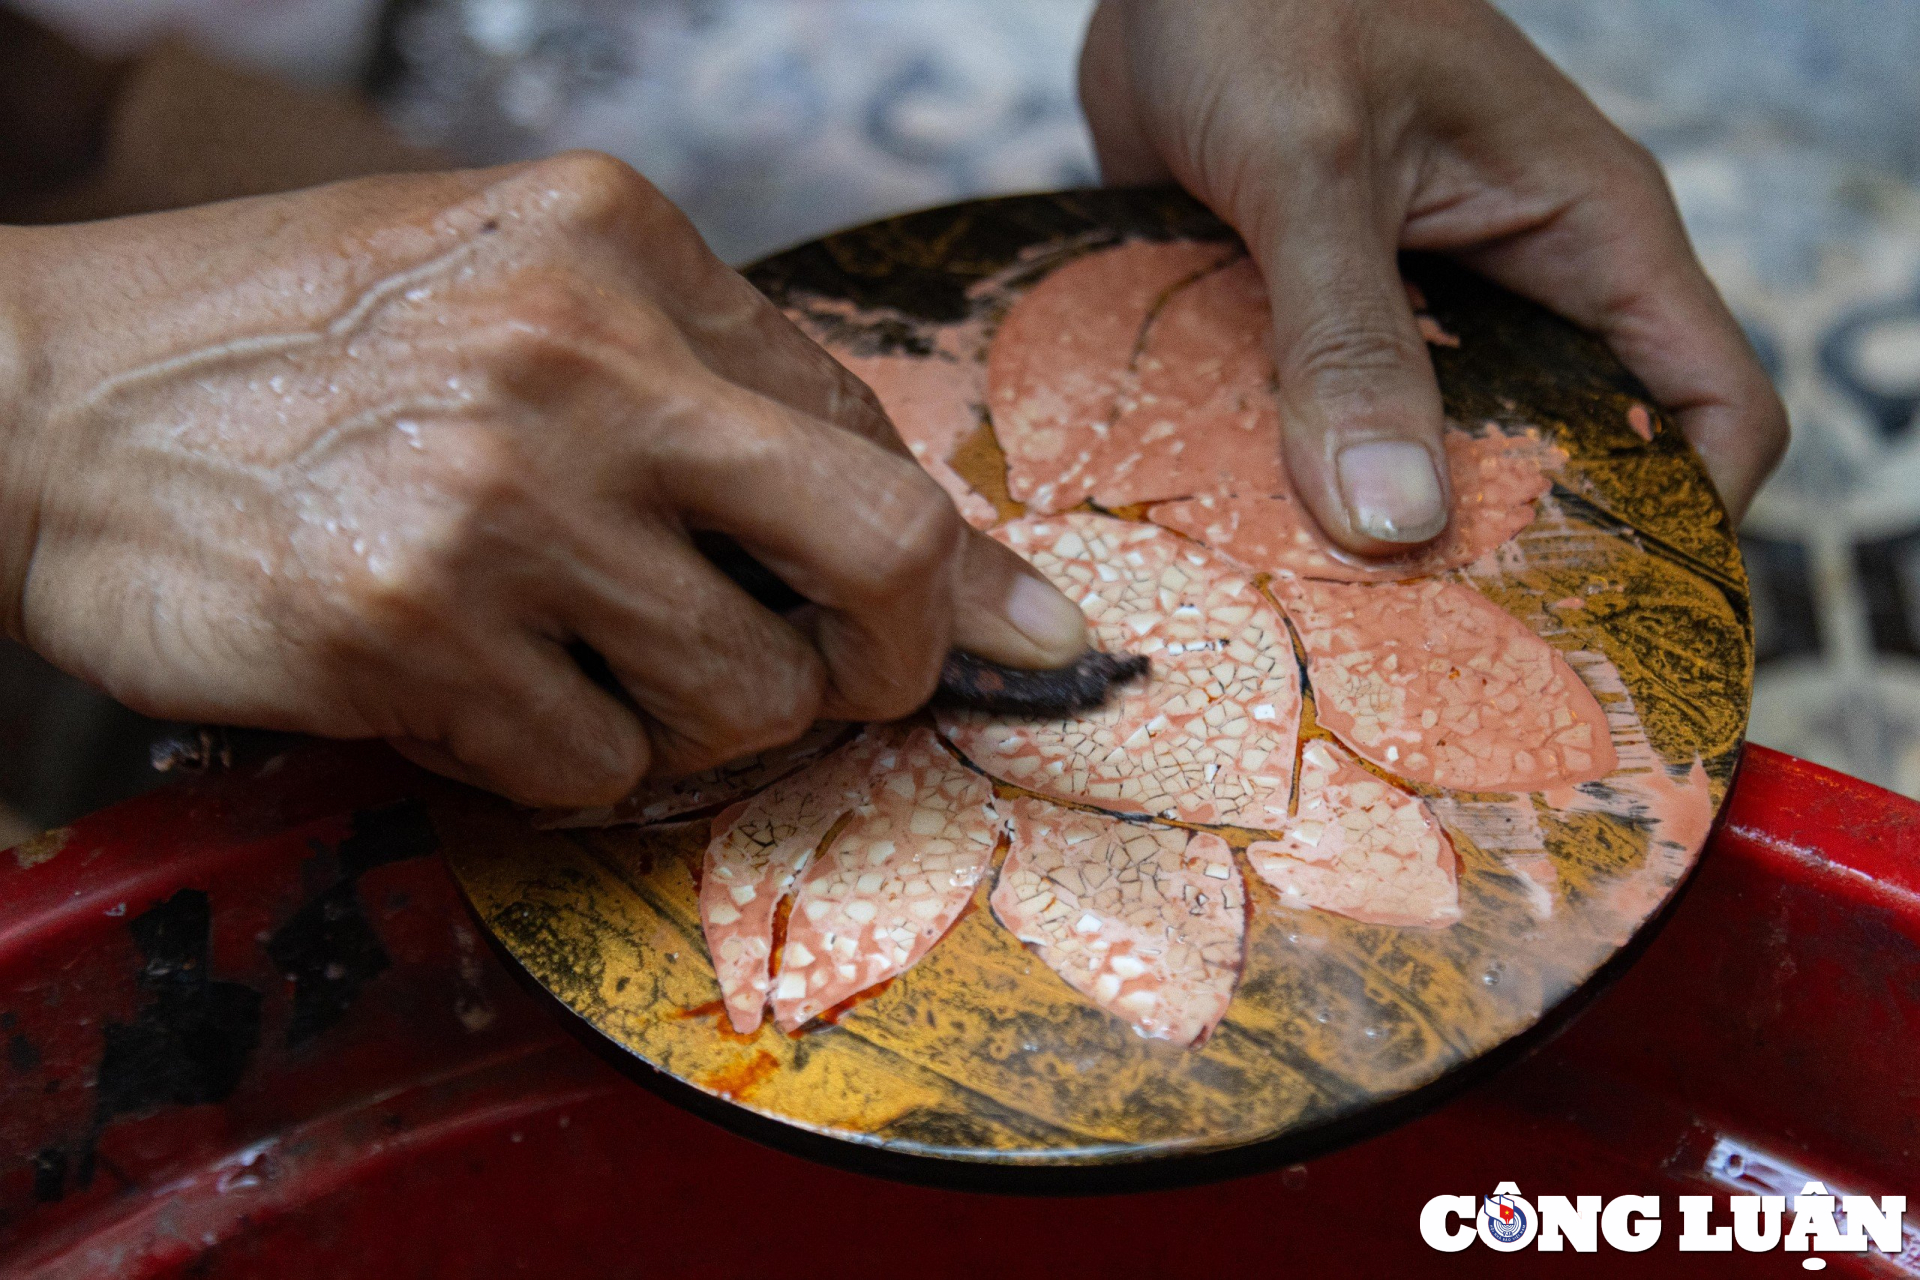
[0,157,1088,807]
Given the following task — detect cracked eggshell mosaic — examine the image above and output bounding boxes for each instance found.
[442,191,1751,1172]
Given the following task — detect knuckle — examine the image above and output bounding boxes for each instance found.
[1178,86,1271,221]
[470,273,690,403]
[1614,136,1670,190]
[325,528,452,633]
[680,247,760,320]
[829,637,944,722]
[481,273,607,369]
[849,676,936,724]
[454,289,601,403]
[561,719,649,802]
[693,688,764,749]
[1283,310,1427,386]
[504,272,602,338]
[857,472,964,595]
[526,150,663,234]
[1587,134,1679,225]
[423,425,527,515]
[761,654,826,736]
[747,674,824,747]
[795,365,897,451]
[696,654,824,755]
[324,552,449,662]
[675,410,789,479]
[829,366,891,433]
[1279,89,1369,174]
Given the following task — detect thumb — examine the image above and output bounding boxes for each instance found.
[1078,0,1175,186]
[952,525,1089,669]
[1250,177,1451,555]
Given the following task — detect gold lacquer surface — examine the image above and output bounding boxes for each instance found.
[443,190,1751,1175]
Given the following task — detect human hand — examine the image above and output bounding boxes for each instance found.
[1080,0,1786,551]
[0,153,1088,806]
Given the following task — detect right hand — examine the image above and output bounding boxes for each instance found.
[0,152,1089,806]
[1080,0,1787,548]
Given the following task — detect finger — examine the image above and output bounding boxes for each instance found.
[655,360,1088,674]
[1446,148,1786,522]
[1078,0,1177,186]
[388,737,489,789]
[675,285,1092,658]
[486,271,1084,716]
[773,529,1091,675]
[666,279,1090,666]
[392,636,651,808]
[651,385,1001,720]
[676,273,908,456]
[1243,153,1453,554]
[561,524,828,777]
[667,393,959,720]
[953,531,1089,669]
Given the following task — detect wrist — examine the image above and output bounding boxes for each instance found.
[0,226,49,643]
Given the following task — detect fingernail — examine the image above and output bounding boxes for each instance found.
[1005,573,1087,657]
[1336,440,1447,542]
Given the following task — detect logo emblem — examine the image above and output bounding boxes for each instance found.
[1483,1194,1528,1244]
[1477,1182,1540,1251]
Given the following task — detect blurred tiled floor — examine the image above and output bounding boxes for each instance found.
[1507,0,1920,795]
[7,0,1920,828]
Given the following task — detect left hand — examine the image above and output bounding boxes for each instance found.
[1079,0,1787,552]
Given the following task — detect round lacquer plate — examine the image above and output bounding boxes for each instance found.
[442,189,1751,1191]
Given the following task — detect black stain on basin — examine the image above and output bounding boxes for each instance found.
[79,888,264,1188]
[38,803,439,1199]
[99,890,263,1113]
[337,800,438,877]
[265,801,438,1049]
[267,881,392,1048]
[32,1147,67,1203]
[7,1031,41,1072]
